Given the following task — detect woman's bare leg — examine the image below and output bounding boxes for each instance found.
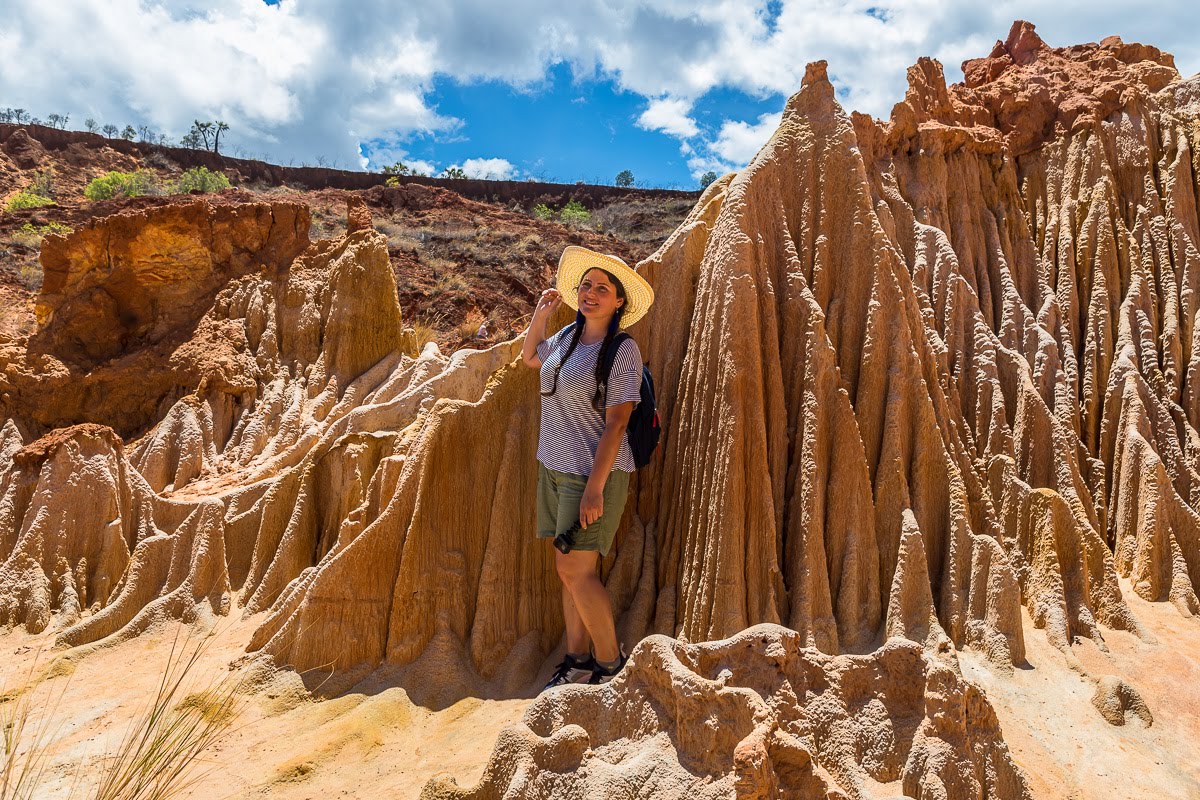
[555,549,618,662]
[561,581,592,655]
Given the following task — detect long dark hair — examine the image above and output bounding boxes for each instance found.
[540,267,627,414]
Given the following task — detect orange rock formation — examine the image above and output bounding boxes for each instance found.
[0,20,1198,796]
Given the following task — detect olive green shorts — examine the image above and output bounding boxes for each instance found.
[536,464,631,556]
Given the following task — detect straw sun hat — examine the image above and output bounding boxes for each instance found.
[556,246,654,329]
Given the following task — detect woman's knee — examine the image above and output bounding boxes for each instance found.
[555,551,597,586]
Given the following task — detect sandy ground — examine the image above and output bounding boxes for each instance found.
[0,614,531,800]
[961,579,1200,800]
[3,579,1199,800]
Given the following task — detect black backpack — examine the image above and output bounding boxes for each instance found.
[600,331,662,470]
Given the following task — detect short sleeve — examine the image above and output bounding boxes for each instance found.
[605,337,643,407]
[536,326,568,363]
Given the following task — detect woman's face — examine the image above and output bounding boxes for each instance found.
[577,269,625,321]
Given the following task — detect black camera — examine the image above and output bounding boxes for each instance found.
[553,520,583,554]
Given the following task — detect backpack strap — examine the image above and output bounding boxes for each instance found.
[598,331,632,408]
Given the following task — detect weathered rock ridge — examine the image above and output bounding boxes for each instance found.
[0,20,1198,797]
[424,625,1030,800]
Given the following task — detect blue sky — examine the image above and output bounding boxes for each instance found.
[382,63,785,188]
[1,1,1197,189]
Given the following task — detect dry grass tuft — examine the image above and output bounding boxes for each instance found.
[2,654,73,800]
[1,631,250,800]
[85,630,248,800]
[426,226,475,242]
[408,313,445,355]
[375,220,423,254]
[506,233,542,257]
[449,238,500,265]
[424,255,457,274]
[431,271,470,297]
[14,261,43,292]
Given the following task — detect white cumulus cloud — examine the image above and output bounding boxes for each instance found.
[637,97,699,138]
[711,112,784,166]
[0,1,1195,176]
[681,110,784,179]
[455,157,518,179]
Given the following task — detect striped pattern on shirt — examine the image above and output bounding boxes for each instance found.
[536,325,643,476]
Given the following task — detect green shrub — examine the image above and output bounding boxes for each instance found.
[5,188,54,211]
[559,199,591,225]
[532,203,554,220]
[382,162,412,176]
[84,170,157,201]
[30,168,54,198]
[12,221,73,248]
[172,166,231,194]
[385,175,401,187]
[615,169,634,188]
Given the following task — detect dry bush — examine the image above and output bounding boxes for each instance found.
[424,254,456,272]
[448,238,500,265]
[142,150,177,172]
[502,233,543,262]
[454,309,486,342]
[381,224,427,255]
[432,271,470,296]
[17,261,43,292]
[489,307,522,340]
[394,270,427,295]
[11,227,45,250]
[590,197,695,248]
[426,226,475,242]
[397,224,434,242]
[12,222,73,251]
[374,219,417,252]
[491,230,518,244]
[310,216,347,241]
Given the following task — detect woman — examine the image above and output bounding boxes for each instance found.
[521,245,654,689]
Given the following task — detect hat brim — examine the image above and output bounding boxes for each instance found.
[556,246,654,329]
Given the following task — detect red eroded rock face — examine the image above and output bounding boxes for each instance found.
[37,197,310,368]
[885,20,1179,157]
[0,197,310,438]
[0,128,47,171]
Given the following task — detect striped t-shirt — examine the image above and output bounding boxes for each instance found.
[536,325,643,475]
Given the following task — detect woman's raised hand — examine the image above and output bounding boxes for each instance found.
[534,288,562,319]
